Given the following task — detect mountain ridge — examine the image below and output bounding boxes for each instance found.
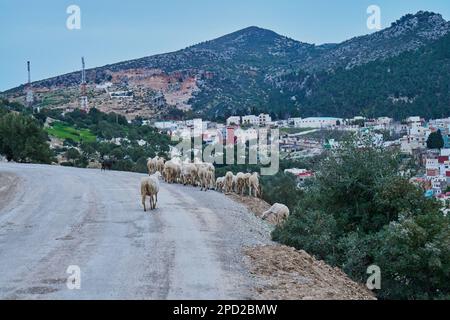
[3,11,450,121]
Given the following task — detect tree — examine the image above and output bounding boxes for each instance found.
[0,112,53,163]
[427,129,445,150]
[376,211,450,299]
[274,134,450,299]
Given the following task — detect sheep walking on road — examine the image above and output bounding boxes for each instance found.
[163,160,181,184]
[224,172,234,194]
[216,177,225,193]
[198,166,211,191]
[147,157,157,175]
[141,172,161,211]
[181,163,198,186]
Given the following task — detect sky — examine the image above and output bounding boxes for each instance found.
[1,0,449,91]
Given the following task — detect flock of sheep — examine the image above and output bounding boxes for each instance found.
[140,156,290,225]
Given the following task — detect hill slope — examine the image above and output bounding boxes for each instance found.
[280,31,450,120]
[3,11,450,120]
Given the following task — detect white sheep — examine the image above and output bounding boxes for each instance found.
[163,160,181,184]
[197,166,211,191]
[224,171,234,194]
[216,177,225,193]
[156,157,165,173]
[141,172,161,211]
[248,172,261,198]
[235,172,249,196]
[147,157,157,175]
[181,163,198,186]
[205,163,216,189]
[262,203,290,225]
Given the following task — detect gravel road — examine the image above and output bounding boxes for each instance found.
[0,163,272,300]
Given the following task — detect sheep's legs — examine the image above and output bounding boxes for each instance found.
[142,195,147,212]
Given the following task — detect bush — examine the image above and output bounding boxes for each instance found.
[0,112,53,163]
[275,135,450,299]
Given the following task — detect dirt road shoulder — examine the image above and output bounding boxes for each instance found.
[0,172,20,212]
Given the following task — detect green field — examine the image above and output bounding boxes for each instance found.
[46,122,96,143]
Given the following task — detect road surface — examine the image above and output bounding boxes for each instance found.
[0,163,272,299]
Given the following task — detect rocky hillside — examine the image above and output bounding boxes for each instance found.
[3,11,450,120]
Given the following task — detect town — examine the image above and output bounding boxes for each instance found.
[151,113,450,203]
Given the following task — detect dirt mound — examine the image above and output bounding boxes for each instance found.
[226,194,272,219]
[244,245,376,300]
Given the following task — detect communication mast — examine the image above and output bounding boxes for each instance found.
[25,61,34,108]
[80,57,89,111]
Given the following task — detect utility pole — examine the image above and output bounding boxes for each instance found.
[25,61,34,108]
[80,57,89,111]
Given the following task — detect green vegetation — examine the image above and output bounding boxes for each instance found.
[279,127,314,135]
[39,107,173,172]
[273,135,450,299]
[293,33,450,120]
[46,122,96,143]
[301,129,352,141]
[0,100,172,171]
[427,129,444,150]
[0,100,53,163]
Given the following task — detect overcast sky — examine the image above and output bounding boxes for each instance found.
[1,0,449,91]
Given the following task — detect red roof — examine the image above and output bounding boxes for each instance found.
[297,171,314,177]
[439,156,449,164]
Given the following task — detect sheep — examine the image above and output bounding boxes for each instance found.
[262,203,290,225]
[248,172,261,198]
[216,177,225,193]
[141,172,161,211]
[156,157,165,173]
[163,160,181,184]
[224,172,234,194]
[181,163,198,186]
[101,158,115,171]
[205,162,216,189]
[235,172,249,196]
[197,166,211,191]
[147,157,157,175]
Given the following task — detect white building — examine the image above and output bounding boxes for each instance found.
[154,121,178,130]
[235,128,258,144]
[242,115,259,126]
[227,116,241,126]
[432,177,447,195]
[289,117,302,126]
[294,117,342,129]
[406,116,422,126]
[408,123,430,148]
[258,114,272,127]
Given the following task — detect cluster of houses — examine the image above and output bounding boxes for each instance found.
[151,113,450,200]
[227,115,344,129]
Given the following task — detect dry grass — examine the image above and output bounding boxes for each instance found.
[244,245,376,300]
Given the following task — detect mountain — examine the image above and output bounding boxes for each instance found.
[3,11,450,121]
[295,31,450,120]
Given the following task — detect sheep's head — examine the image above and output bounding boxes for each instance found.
[153,171,162,180]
